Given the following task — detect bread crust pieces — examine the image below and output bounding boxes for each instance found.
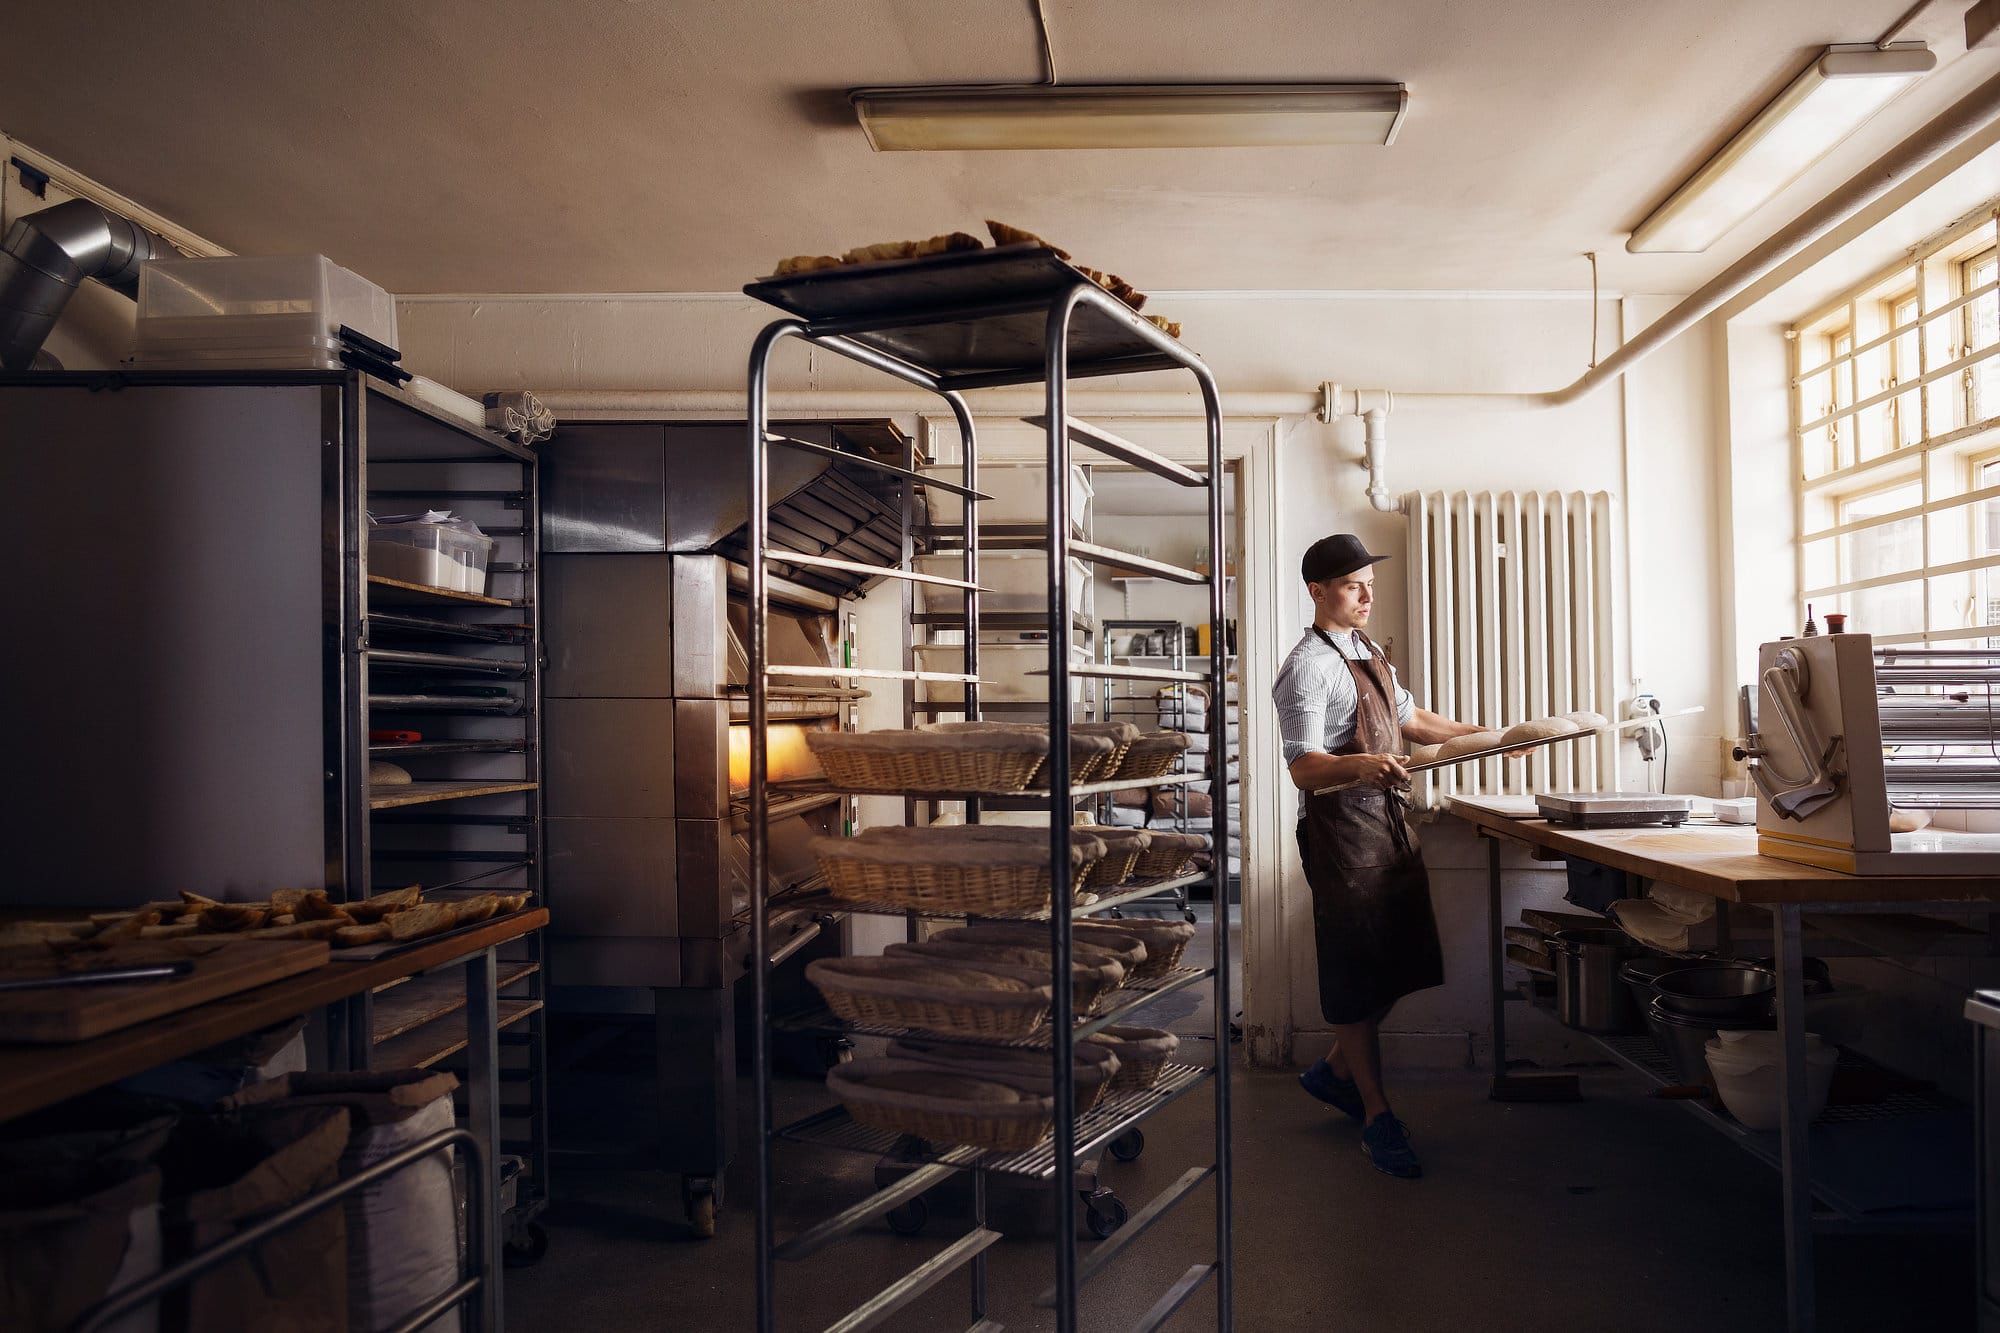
[12,879,533,954]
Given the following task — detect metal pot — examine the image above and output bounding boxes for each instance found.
[1552,928,1643,1033]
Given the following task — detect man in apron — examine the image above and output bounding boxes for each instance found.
[1271,534,1490,1178]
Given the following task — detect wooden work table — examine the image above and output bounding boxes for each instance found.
[1452,795,2000,904]
[1449,796,1999,1333]
[0,907,547,1123]
[0,906,545,1333]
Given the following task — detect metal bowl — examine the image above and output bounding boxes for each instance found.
[1619,955,1708,1020]
[1651,963,1776,1021]
[1645,997,1769,1085]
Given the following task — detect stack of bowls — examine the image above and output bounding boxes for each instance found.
[1644,961,1776,1084]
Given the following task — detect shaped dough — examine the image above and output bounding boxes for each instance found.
[1561,710,1609,729]
[1408,743,1442,767]
[1437,730,1505,761]
[1501,720,1567,746]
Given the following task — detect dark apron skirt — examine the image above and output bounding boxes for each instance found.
[1299,784,1444,1024]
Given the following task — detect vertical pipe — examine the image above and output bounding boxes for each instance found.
[1044,290,1081,1332]
[747,322,796,1333]
[464,948,502,1333]
[1192,355,1234,1333]
[1773,904,1817,1333]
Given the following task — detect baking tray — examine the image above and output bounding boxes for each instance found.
[742,246,1191,390]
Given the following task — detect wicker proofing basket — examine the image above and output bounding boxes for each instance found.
[1113,730,1194,781]
[1080,917,1196,979]
[886,1038,1121,1115]
[1078,826,1153,887]
[923,722,1131,786]
[1130,831,1209,881]
[886,940,1125,1016]
[806,728,1048,794]
[805,956,1052,1039]
[1087,1025,1180,1092]
[828,1058,1054,1153]
[810,826,1106,914]
[1067,722,1142,783]
[933,921,1148,976]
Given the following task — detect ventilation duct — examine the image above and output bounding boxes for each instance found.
[0,198,162,371]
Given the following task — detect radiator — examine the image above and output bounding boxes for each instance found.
[1404,490,1621,805]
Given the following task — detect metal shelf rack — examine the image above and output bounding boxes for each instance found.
[0,369,552,1286]
[743,246,1233,1331]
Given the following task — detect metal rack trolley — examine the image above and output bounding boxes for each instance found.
[741,247,1234,1332]
[0,368,552,1270]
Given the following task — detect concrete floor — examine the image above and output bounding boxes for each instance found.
[507,913,1975,1332]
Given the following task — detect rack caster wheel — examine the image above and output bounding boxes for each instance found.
[1084,1189,1128,1239]
[684,1179,721,1239]
[1108,1130,1145,1162]
[1184,910,1198,924]
[885,1197,929,1236]
[502,1222,549,1267]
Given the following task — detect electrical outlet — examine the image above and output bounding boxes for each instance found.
[1628,692,1662,758]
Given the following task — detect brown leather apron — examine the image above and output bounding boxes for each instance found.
[1298,628,1445,1024]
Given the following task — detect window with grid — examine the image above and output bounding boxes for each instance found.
[1791,213,2000,646]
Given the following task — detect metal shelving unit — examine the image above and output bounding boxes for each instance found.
[0,368,554,1315]
[743,247,1233,1331]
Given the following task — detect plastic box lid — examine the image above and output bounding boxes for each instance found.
[137,254,396,352]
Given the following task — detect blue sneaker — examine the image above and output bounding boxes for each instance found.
[1299,1059,1366,1122]
[1361,1112,1422,1179]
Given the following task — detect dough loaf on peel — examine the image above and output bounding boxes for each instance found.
[1437,730,1505,762]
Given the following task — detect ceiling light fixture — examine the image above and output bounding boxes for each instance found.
[1628,42,1935,253]
[849,83,1409,151]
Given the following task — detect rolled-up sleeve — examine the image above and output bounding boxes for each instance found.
[1392,673,1415,726]
[1275,654,1338,765]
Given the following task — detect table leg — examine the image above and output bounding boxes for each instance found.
[465,948,503,1333]
[1774,905,1816,1333]
[1488,834,1508,1080]
[1486,834,1581,1103]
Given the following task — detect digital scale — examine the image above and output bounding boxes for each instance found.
[1535,792,1693,828]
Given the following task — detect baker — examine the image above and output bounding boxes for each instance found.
[1271,533,1490,1179]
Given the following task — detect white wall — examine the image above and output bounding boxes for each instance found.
[399,289,1730,1066]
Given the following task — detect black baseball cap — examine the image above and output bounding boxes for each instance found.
[1301,533,1390,584]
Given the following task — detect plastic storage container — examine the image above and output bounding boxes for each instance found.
[915,551,1093,621]
[368,517,495,595]
[133,255,397,369]
[1703,1030,1838,1130]
[914,642,1090,704]
[922,461,1092,530]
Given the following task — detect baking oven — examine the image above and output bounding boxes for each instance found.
[539,419,907,1216]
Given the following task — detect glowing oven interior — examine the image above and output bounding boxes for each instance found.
[729,721,827,794]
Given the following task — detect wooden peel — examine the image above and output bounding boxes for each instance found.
[1311,707,1707,795]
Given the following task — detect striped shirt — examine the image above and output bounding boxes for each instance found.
[1272,626,1415,768]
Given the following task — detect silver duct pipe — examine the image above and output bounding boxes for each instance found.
[1322,61,2000,416]
[0,199,163,371]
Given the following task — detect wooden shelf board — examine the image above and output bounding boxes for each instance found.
[374,997,542,1070]
[366,574,514,608]
[368,780,538,811]
[370,960,540,1034]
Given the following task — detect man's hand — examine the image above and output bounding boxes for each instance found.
[1349,753,1410,788]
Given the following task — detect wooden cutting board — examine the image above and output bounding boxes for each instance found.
[0,937,329,1043]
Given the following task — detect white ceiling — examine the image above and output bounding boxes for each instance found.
[4,1,1997,297]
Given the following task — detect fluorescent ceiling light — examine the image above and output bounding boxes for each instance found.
[849,83,1408,151]
[1629,43,1935,253]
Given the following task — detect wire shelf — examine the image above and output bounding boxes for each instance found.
[774,966,1213,1051]
[774,1063,1211,1182]
[768,872,1208,924]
